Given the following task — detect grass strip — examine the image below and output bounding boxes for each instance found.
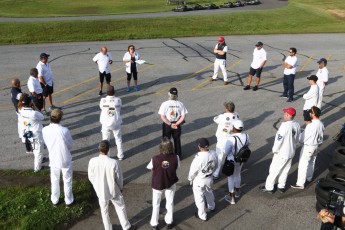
[0,170,96,230]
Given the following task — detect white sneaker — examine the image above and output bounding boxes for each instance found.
[224,195,236,205]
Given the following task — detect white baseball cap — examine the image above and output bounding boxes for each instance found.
[233,120,244,130]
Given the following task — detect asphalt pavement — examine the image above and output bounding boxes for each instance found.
[0,34,344,229]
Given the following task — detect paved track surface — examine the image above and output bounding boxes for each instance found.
[0,34,344,229]
[0,0,287,22]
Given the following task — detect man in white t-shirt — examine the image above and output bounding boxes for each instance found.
[280,48,298,102]
[158,87,188,158]
[302,75,319,121]
[243,42,267,91]
[210,36,229,85]
[93,47,113,96]
[315,58,329,109]
[27,68,43,111]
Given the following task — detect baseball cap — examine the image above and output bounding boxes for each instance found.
[307,75,318,81]
[40,53,50,58]
[283,107,296,116]
[218,36,225,43]
[255,41,263,47]
[50,108,63,120]
[233,120,244,130]
[197,138,209,148]
[169,87,178,95]
[317,58,327,64]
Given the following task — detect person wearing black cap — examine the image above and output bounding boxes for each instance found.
[243,41,267,91]
[146,137,179,230]
[19,93,44,171]
[315,58,329,109]
[188,138,217,222]
[158,87,188,158]
[281,48,298,102]
[42,109,74,207]
[291,106,324,190]
[88,140,136,230]
[302,75,319,122]
[36,52,58,113]
[210,36,229,85]
[99,85,124,160]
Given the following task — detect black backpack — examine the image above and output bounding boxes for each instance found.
[233,134,251,163]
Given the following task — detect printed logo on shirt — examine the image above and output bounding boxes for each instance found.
[107,108,116,117]
[201,160,215,174]
[277,134,283,141]
[161,161,170,169]
[168,107,180,122]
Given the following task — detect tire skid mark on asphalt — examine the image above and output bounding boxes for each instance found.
[163,41,188,62]
[54,66,124,96]
[61,64,155,105]
[155,63,214,95]
[171,38,213,63]
[192,59,242,90]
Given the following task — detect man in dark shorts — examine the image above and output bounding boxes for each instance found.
[93,47,113,96]
[27,68,43,111]
[244,42,267,91]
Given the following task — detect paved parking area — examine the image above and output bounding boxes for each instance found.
[0,34,344,229]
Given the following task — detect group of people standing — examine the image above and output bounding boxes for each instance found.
[9,37,330,230]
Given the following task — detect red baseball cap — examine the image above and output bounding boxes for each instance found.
[218,36,225,42]
[283,107,296,116]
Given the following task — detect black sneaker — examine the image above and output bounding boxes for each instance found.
[148,223,158,230]
[66,202,73,208]
[98,90,102,96]
[252,85,258,91]
[166,222,175,229]
[290,184,304,189]
[259,185,273,194]
[243,85,250,90]
[277,188,286,193]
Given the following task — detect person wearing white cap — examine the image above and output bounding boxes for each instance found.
[260,107,300,193]
[19,93,44,171]
[88,140,136,230]
[243,41,267,91]
[188,138,217,222]
[36,52,58,113]
[315,58,329,109]
[212,101,239,179]
[302,75,319,122]
[42,108,74,207]
[99,85,124,160]
[224,120,251,205]
[210,36,229,85]
[291,106,324,189]
[158,87,188,158]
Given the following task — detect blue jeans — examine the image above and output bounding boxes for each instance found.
[283,74,295,100]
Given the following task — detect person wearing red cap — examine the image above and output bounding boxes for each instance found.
[315,58,329,109]
[210,36,229,85]
[260,107,300,194]
[243,41,267,91]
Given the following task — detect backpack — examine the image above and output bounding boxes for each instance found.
[233,134,251,163]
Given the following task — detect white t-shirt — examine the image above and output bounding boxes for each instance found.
[303,84,319,110]
[316,67,329,90]
[20,107,44,133]
[213,112,239,139]
[251,47,267,69]
[93,52,113,74]
[99,96,122,128]
[36,61,54,86]
[225,133,251,161]
[158,100,188,122]
[299,119,324,146]
[283,56,298,75]
[27,76,43,94]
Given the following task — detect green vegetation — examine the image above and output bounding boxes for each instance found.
[0,0,344,44]
[0,170,96,230]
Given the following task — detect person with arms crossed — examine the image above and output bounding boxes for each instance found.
[42,109,74,207]
[210,36,229,85]
[93,47,113,96]
[188,138,217,222]
[158,87,188,158]
[147,137,179,230]
[27,68,43,111]
[243,41,267,91]
[281,48,298,102]
[315,58,329,109]
[88,140,136,230]
[291,106,324,189]
[260,107,300,193]
[212,101,239,180]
